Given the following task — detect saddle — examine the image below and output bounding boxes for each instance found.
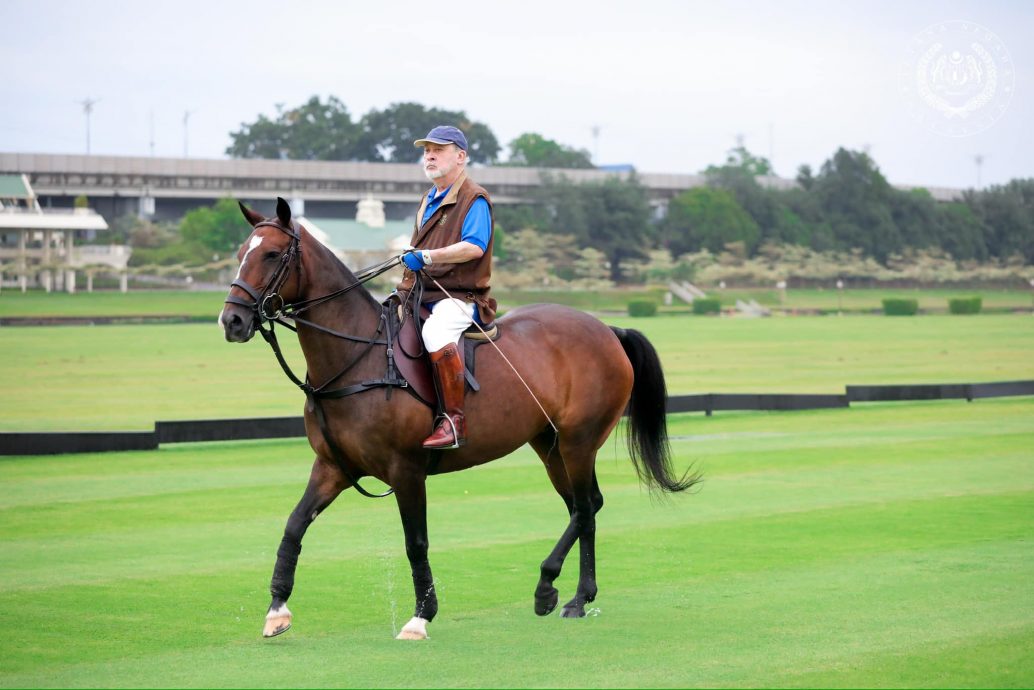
[385,296,499,409]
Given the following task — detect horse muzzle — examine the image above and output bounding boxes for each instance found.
[221,307,257,343]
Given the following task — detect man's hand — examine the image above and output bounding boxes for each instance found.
[401,250,432,271]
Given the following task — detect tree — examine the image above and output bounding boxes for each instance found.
[811,148,901,261]
[226,97,500,164]
[505,133,594,169]
[494,228,579,287]
[357,102,499,164]
[796,164,815,191]
[226,96,363,160]
[888,188,940,251]
[936,202,988,261]
[964,179,1034,262]
[662,187,760,256]
[533,174,654,282]
[704,146,782,248]
[179,198,252,254]
[712,145,774,176]
[572,247,611,286]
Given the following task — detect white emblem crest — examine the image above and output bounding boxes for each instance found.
[898,21,1014,137]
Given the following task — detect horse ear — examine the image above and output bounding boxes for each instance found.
[276,197,292,226]
[239,201,264,227]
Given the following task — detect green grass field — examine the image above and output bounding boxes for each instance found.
[1,286,1031,318]
[1,315,1031,431]
[1,398,1031,687]
[1,296,1032,687]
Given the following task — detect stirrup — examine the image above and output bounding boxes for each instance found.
[422,414,465,449]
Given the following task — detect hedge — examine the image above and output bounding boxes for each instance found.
[882,298,919,316]
[693,298,722,315]
[948,297,982,315]
[627,300,658,317]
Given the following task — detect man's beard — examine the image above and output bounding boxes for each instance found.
[424,163,451,181]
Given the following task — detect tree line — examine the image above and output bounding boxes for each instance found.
[494,147,1033,282]
[113,96,1032,281]
[226,97,592,168]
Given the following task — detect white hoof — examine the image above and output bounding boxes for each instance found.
[263,604,292,638]
[395,616,429,640]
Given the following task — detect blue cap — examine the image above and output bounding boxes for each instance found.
[413,125,468,151]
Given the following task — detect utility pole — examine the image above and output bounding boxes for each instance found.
[78,98,99,154]
[768,122,774,174]
[183,110,192,158]
[149,110,156,157]
[590,125,600,166]
[974,154,985,188]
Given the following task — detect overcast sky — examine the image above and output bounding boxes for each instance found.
[2,0,1030,190]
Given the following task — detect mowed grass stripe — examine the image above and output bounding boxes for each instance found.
[2,399,1027,508]
[2,499,1029,687]
[1,400,1031,686]
[2,401,1030,587]
[2,315,1032,430]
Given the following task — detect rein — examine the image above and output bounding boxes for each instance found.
[224,219,404,498]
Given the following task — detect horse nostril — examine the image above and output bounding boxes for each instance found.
[224,312,249,341]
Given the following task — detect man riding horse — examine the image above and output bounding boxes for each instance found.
[397,125,495,451]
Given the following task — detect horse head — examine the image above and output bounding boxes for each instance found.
[220,197,302,343]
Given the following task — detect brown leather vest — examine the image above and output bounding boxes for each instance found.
[397,172,496,323]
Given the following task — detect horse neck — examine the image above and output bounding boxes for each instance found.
[294,234,385,383]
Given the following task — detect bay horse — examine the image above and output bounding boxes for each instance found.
[219,198,697,640]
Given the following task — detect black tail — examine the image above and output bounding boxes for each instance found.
[612,327,701,493]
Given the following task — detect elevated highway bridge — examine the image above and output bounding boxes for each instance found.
[0,152,963,225]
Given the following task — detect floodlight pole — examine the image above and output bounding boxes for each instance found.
[183,110,192,158]
[78,98,99,155]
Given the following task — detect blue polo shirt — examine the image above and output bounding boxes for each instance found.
[421,184,492,252]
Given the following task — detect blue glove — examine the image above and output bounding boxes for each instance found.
[401,250,430,271]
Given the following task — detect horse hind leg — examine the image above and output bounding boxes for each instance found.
[557,436,606,619]
[529,431,571,616]
[530,432,605,618]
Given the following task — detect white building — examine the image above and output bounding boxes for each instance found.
[299,195,413,270]
[0,174,130,293]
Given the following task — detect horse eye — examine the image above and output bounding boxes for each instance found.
[264,251,280,261]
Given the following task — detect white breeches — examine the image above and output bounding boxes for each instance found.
[422,298,476,352]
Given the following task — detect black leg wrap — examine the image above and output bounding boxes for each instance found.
[411,566,438,621]
[270,538,302,601]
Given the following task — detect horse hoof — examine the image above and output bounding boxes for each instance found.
[396,616,429,640]
[263,605,292,638]
[560,604,586,619]
[535,587,559,616]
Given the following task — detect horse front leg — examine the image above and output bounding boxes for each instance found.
[264,457,349,637]
[392,471,436,640]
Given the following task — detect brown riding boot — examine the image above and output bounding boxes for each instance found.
[422,343,467,449]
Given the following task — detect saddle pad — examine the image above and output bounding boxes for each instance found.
[392,310,493,408]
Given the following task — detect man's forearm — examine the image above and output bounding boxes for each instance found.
[426,241,485,265]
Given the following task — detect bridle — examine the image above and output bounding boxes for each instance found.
[223,219,405,498]
[224,220,302,323]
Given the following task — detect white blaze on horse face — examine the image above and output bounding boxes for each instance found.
[235,234,265,281]
[218,234,264,329]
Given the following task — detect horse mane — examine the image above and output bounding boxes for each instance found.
[297,222,382,309]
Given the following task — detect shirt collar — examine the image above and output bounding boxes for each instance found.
[427,184,452,203]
